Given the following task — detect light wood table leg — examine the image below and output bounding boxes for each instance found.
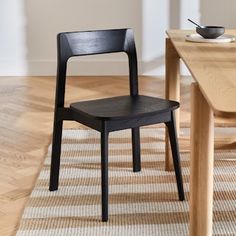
[190,83,214,236]
[165,38,180,171]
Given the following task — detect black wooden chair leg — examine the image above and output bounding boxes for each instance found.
[165,112,185,201]
[101,124,109,222]
[132,127,141,172]
[49,120,63,191]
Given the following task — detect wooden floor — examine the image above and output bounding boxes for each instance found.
[0,76,235,236]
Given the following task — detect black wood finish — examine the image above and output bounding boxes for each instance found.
[132,127,141,172]
[49,28,185,221]
[101,122,109,221]
[165,111,185,201]
[49,120,63,191]
[70,95,179,121]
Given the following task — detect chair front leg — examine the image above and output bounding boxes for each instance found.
[101,123,109,222]
[132,127,141,172]
[165,111,185,201]
[49,118,63,191]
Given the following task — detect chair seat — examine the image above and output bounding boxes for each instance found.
[70,95,179,121]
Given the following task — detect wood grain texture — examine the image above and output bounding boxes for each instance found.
[167,30,236,236]
[167,29,236,118]
[0,76,235,236]
[70,95,179,121]
[190,83,214,236]
[0,76,167,236]
[165,38,181,171]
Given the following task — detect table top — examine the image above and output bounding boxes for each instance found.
[167,30,236,118]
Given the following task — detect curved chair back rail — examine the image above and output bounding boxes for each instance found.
[56,29,138,111]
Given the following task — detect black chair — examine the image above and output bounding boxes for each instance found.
[49,28,185,222]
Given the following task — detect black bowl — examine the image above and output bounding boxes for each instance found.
[196,26,225,39]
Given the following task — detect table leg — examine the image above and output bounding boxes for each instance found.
[190,83,214,236]
[165,38,180,171]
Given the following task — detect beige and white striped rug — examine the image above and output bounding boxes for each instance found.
[17,128,236,236]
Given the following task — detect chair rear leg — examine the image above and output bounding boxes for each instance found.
[165,112,185,201]
[49,120,63,191]
[132,127,141,172]
[101,125,109,222]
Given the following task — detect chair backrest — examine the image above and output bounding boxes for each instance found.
[58,28,134,58]
[55,29,138,109]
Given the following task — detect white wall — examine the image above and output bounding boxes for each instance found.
[200,0,236,28]
[0,0,236,76]
[0,0,27,75]
[24,0,143,76]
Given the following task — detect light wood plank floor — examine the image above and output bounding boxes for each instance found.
[0,76,235,236]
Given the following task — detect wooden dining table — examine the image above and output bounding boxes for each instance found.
[165,30,236,236]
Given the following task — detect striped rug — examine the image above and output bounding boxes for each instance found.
[17,128,236,236]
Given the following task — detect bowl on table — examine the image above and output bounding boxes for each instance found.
[196,26,225,39]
